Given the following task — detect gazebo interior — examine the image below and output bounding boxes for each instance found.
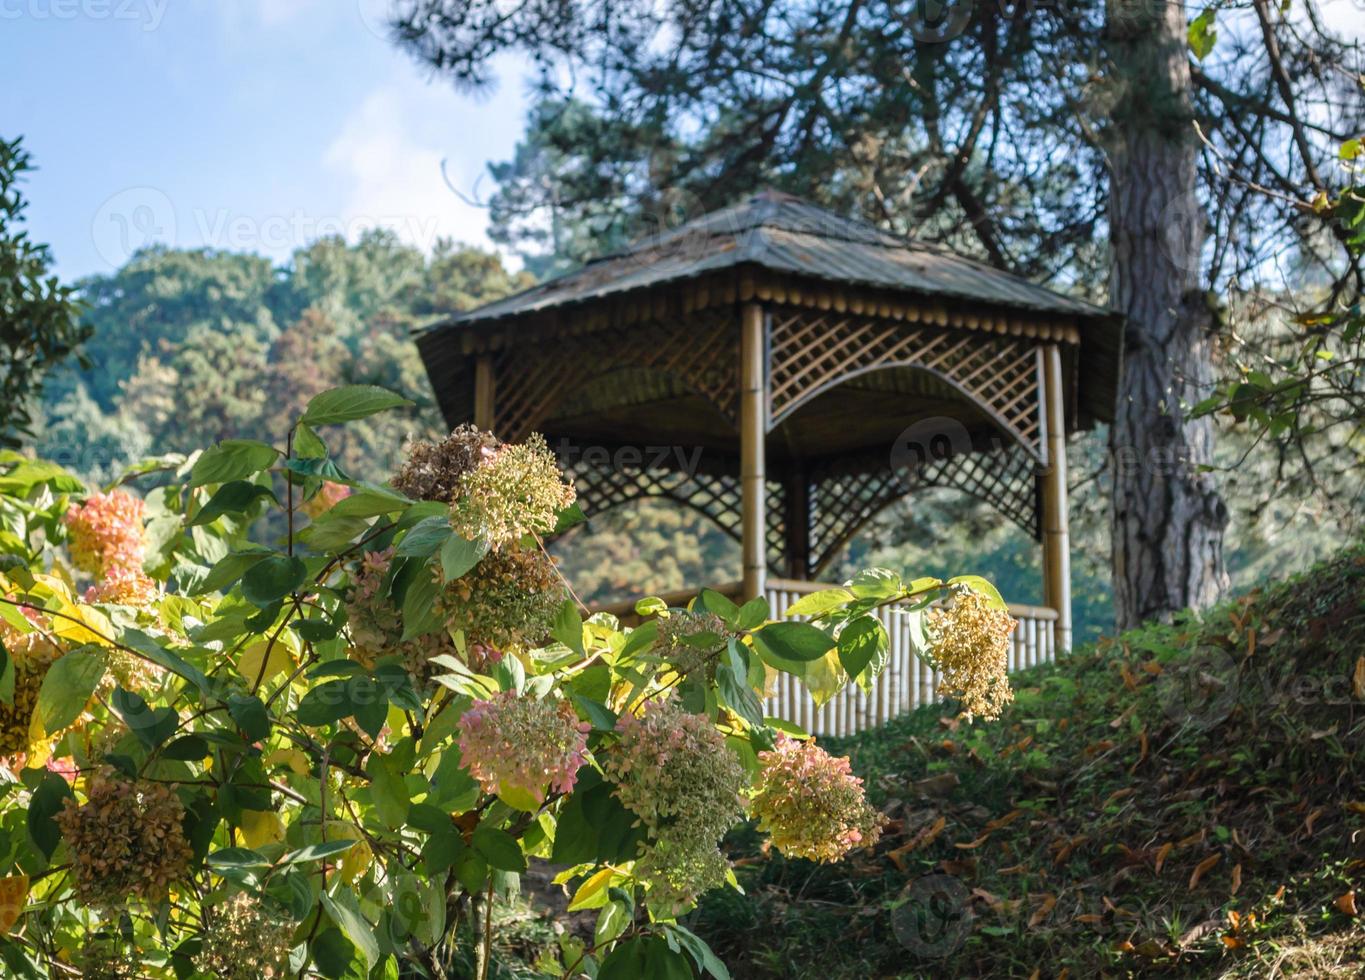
[416,192,1121,733]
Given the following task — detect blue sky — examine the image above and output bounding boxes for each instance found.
[1,0,531,279]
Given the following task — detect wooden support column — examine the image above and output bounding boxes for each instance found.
[741,303,768,601]
[783,468,810,580]
[473,354,496,433]
[1041,344,1072,652]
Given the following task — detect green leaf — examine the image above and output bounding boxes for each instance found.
[293,422,327,458]
[27,771,73,859]
[717,640,764,730]
[241,554,308,607]
[837,616,888,690]
[0,638,13,706]
[668,924,732,980]
[206,847,271,870]
[396,516,452,558]
[697,588,740,624]
[948,575,1007,610]
[189,439,280,488]
[110,687,178,748]
[752,621,836,663]
[598,937,649,980]
[328,488,411,519]
[227,694,272,742]
[1188,7,1217,60]
[300,385,413,427]
[311,927,358,980]
[401,564,443,640]
[35,645,105,735]
[783,588,855,618]
[194,548,272,596]
[439,534,488,581]
[283,839,359,865]
[321,889,380,970]
[551,501,586,535]
[366,753,411,829]
[297,678,362,726]
[188,480,276,526]
[471,825,526,872]
[119,628,213,693]
[735,596,769,630]
[634,596,668,617]
[552,600,585,657]
[849,568,902,600]
[570,693,618,731]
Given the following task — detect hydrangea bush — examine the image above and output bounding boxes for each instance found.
[0,386,1016,978]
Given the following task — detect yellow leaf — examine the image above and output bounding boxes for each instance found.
[802,650,845,707]
[263,747,311,776]
[568,867,614,912]
[239,809,286,849]
[338,837,373,884]
[237,639,296,684]
[498,780,544,812]
[0,875,29,935]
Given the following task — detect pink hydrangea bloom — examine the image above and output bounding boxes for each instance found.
[301,480,351,519]
[457,691,589,803]
[64,490,145,577]
[750,734,885,863]
[85,565,158,605]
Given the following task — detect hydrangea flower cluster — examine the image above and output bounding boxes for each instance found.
[300,479,351,519]
[658,610,731,678]
[456,691,590,802]
[439,546,564,653]
[0,625,64,757]
[450,434,576,546]
[86,564,158,606]
[63,490,145,577]
[750,734,884,862]
[195,893,296,979]
[55,768,193,908]
[344,547,450,677]
[604,698,745,911]
[392,425,499,504]
[926,587,1018,720]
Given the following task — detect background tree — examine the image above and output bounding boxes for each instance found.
[0,136,89,447]
[387,0,1363,628]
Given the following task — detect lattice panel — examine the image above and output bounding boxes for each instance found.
[768,308,1044,453]
[491,308,738,442]
[805,442,1040,576]
[570,460,788,571]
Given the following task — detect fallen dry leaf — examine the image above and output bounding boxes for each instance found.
[1189,853,1221,891]
[888,815,947,870]
[1230,863,1242,896]
[1027,893,1057,928]
[1154,842,1174,875]
[984,809,1023,832]
[1354,657,1365,701]
[1335,891,1357,916]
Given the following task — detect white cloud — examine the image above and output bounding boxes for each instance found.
[322,82,502,253]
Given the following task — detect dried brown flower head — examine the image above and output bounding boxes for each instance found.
[925,588,1017,721]
[391,425,498,504]
[0,632,64,756]
[55,768,193,908]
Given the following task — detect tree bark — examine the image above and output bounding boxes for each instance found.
[1105,0,1229,631]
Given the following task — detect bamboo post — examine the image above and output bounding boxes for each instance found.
[473,354,496,432]
[1041,344,1073,652]
[741,302,768,601]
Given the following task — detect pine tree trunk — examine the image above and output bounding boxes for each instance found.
[1105,0,1229,631]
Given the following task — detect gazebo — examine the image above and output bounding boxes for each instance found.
[416,192,1121,733]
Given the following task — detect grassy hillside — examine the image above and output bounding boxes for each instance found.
[691,548,1365,978]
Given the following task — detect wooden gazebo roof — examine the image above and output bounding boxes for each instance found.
[416,192,1120,620]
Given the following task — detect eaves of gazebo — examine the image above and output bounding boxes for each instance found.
[416,192,1123,693]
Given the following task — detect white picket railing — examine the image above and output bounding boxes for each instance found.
[760,579,1058,737]
[592,578,1059,738]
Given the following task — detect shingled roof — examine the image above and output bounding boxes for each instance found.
[427,190,1112,329]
